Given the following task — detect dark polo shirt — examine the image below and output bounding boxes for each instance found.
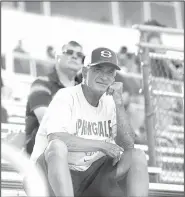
[25,68,80,155]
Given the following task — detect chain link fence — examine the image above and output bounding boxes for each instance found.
[132,24,184,185]
[150,57,184,185]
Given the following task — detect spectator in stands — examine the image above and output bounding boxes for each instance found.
[140,19,180,80]
[126,53,139,74]
[13,39,31,76]
[118,46,139,74]
[117,46,128,70]
[14,39,27,54]
[24,41,85,155]
[142,20,183,88]
[117,46,141,94]
[46,45,55,59]
[29,47,149,197]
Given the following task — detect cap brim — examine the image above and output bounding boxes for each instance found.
[89,61,121,70]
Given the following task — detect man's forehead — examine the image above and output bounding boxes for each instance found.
[93,63,116,70]
[65,44,83,52]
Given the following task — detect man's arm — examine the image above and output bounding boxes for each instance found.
[108,82,136,150]
[28,77,52,122]
[115,102,135,150]
[48,132,108,153]
[48,132,123,160]
[34,107,47,123]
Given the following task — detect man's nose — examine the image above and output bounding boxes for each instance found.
[71,53,78,59]
[100,72,109,80]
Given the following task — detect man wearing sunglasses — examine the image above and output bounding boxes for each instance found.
[24,41,84,155]
[30,47,149,197]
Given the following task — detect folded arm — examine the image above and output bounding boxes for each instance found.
[28,77,52,123]
[48,132,107,153]
[115,101,136,150]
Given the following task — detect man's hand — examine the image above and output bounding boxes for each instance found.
[106,82,124,105]
[107,82,135,150]
[101,142,124,166]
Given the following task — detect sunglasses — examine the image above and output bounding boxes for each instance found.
[63,49,84,59]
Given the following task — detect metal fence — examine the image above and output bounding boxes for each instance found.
[152,77,184,184]
[133,24,184,185]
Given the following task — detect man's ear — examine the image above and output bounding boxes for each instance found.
[62,44,67,51]
[55,44,66,62]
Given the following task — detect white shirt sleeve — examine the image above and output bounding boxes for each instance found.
[43,89,74,136]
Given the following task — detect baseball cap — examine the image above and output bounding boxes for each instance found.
[84,47,120,70]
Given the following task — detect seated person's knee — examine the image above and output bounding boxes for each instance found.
[45,139,68,163]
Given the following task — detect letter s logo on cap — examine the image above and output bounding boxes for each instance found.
[100,50,112,58]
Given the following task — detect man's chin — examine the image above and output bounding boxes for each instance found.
[68,65,81,73]
[95,86,107,94]
[87,84,108,95]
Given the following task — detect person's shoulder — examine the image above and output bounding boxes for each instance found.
[54,84,81,101]
[32,76,50,86]
[58,84,80,93]
[29,76,52,95]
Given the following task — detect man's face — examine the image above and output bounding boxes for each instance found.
[85,64,116,93]
[57,44,84,73]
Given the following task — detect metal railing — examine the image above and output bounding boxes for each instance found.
[133,24,184,183]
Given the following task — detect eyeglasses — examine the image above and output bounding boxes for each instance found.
[63,49,84,59]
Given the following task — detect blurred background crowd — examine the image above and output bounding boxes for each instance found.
[1,1,184,188]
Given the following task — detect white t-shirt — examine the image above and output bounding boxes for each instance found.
[31,84,117,171]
